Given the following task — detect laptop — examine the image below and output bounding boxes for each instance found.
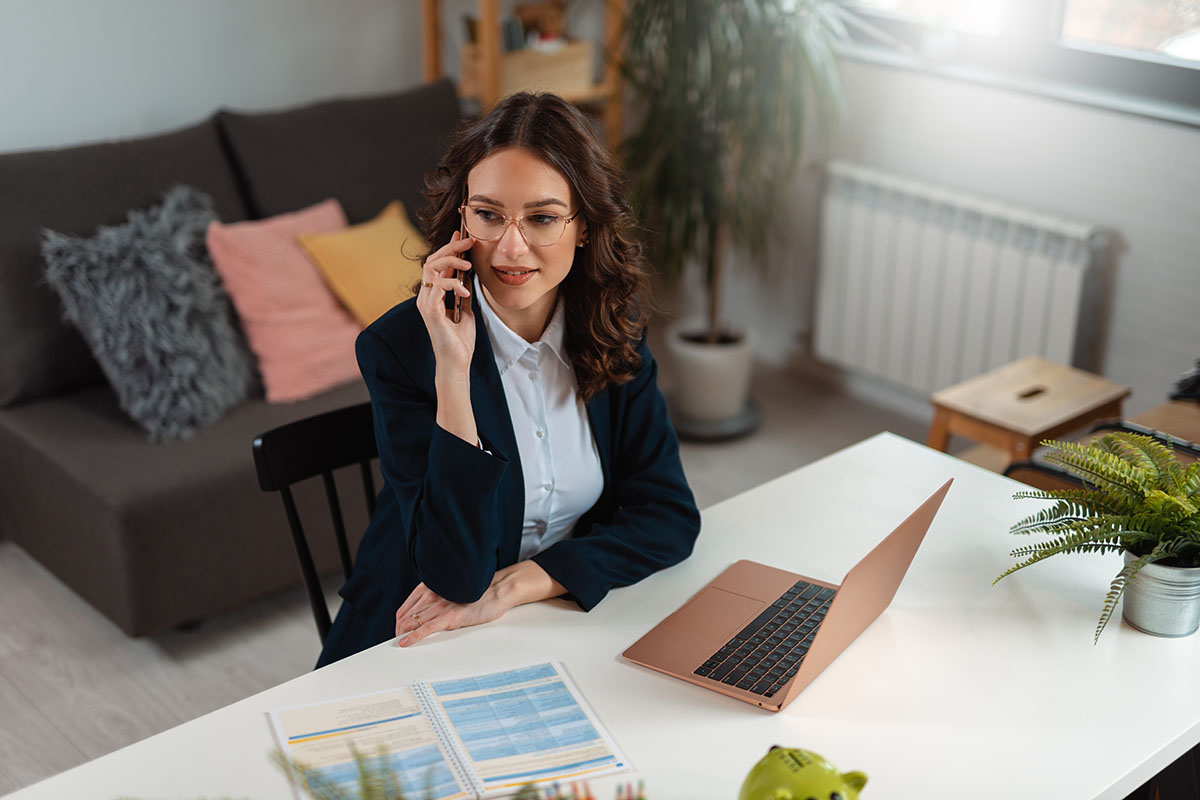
[622,479,953,712]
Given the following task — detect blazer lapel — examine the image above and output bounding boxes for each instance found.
[469,315,524,566]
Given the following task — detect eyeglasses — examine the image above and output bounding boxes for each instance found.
[458,203,582,248]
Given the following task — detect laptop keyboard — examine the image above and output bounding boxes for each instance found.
[693,580,835,698]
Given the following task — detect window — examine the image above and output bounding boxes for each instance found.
[836,0,1200,122]
[1061,0,1200,65]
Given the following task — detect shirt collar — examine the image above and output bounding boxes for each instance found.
[475,274,571,375]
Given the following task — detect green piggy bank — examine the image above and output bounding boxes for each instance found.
[738,746,868,800]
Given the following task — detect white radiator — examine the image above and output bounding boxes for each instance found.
[814,161,1100,395]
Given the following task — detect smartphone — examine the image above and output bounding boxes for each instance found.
[444,219,469,323]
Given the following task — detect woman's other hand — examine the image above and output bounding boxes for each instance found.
[416,231,475,374]
[393,561,566,646]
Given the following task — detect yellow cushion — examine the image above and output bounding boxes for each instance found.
[299,201,427,326]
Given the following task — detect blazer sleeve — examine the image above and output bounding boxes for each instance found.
[531,336,701,610]
[356,327,510,603]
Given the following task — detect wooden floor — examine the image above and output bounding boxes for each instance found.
[0,361,929,795]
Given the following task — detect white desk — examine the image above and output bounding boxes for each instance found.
[8,433,1199,799]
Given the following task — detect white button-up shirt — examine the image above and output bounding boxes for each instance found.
[475,280,604,561]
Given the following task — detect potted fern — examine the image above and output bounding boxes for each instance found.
[995,432,1200,642]
[619,0,846,433]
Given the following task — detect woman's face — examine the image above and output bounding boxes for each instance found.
[463,147,585,338]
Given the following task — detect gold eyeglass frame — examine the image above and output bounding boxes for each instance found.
[458,203,582,248]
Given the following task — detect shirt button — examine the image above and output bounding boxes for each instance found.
[536,520,547,533]
[528,371,537,380]
[535,430,545,439]
[543,483,553,492]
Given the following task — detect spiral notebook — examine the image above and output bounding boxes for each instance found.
[269,661,628,800]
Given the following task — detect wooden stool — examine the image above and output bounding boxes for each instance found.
[927,355,1131,463]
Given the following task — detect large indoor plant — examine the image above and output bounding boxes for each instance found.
[995,432,1200,642]
[619,0,847,432]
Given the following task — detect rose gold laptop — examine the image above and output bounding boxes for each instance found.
[623,479,953,712]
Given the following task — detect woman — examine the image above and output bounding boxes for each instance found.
[317,92,700,667]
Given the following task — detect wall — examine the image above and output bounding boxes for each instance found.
[3,3,1193,416]
[710,58,1200,418]
[0,0,615,153]
[819,59,1200,417]
[0,0,423,153]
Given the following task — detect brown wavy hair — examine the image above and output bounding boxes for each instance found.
[418,92,651,401]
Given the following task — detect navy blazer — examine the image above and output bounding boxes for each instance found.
[317,298,700,666]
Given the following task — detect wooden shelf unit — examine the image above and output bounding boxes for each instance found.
[421,0,625,149]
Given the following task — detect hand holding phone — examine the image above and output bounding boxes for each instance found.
[444,218,471,323]
[416,229,478,445]
[416,231,475,374]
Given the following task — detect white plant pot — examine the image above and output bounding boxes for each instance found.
[1122,551,1200,637]
[665,318,755,424]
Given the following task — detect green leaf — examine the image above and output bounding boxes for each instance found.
[1100,432,1184,492]
[994,526,1123,584]
[1143,489,1197,519]
[1011,486,1134,516]
[1009,498,1112,534]
[1041,439,1149,499]
[1181,461,1200,500]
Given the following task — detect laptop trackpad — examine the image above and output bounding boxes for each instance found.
[664,588,764,641]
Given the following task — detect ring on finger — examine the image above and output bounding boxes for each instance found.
[421,281,434,289]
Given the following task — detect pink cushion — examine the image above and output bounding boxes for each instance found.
[207,199,361,403]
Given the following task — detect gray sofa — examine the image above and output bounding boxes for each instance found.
[0,79,460,636]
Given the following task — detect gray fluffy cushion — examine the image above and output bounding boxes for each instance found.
[42,185,257,441]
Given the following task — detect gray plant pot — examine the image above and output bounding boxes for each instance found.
[1122,551,1200,638]
[664,318,755,425]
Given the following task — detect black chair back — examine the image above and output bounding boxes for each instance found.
[1003,459,1085,492]
[1005,419,1200,492]
[252,402,377,641]
[1089,419,1200,464]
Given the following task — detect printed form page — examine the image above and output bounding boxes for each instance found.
[271,687,467,800]
[426,662,627,795]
